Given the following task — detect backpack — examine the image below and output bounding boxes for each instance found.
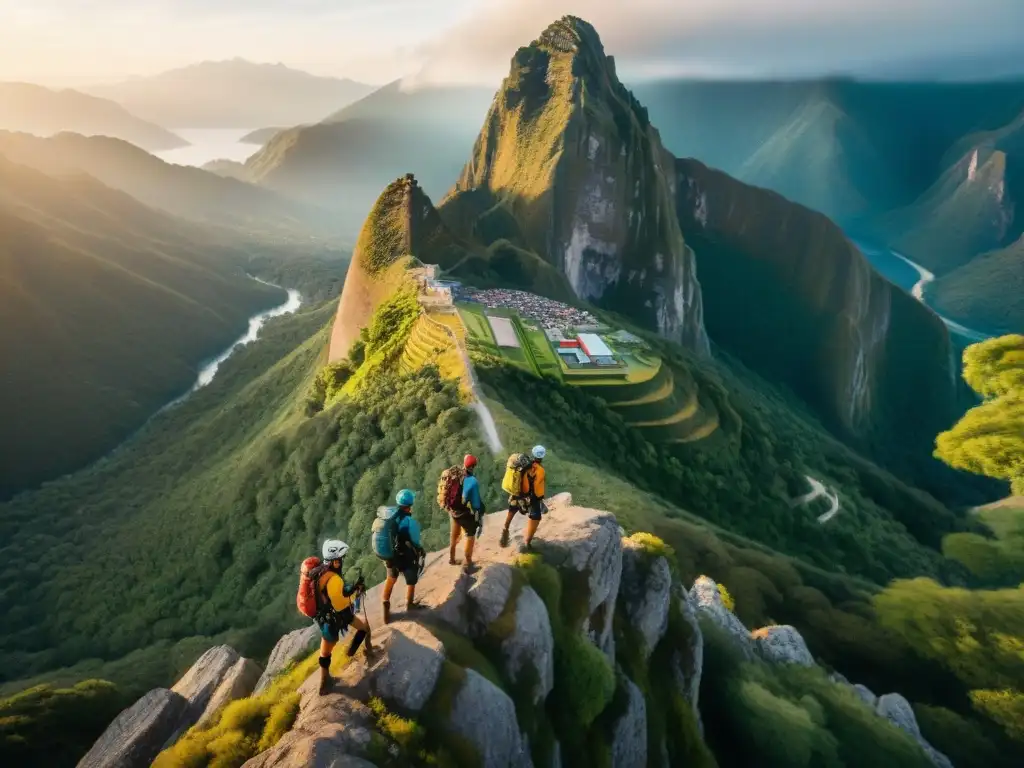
[437,465,466,512]
[501,453,532,495]
[371,506,401,560]
[296,556,332,619]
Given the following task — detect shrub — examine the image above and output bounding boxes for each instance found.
[914,704,1005,768]
[970,689,1024,743]
[552,630,615,729]
[717,583,735,612]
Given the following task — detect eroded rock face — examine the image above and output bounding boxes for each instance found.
[610,678,648,768]
[449,668,533,768]
[243,679,377,768]
[78,688,187,768]
[535,506,622,661]
[876,694,954,768]
[255,625,320,694]
[195,657,263,728]
[853,684,878,708]
[751,625,815,667]
[336,621,445,716]
[172,645,242,717]
[620,541,672,658]
[672,589,704,724]
[501,585,556,704]
[688,576,754,659]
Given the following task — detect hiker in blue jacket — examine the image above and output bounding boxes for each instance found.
[449,454,484,574]
[382,489,425,624]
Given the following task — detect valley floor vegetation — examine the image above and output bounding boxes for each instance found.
[2,296,1022,765]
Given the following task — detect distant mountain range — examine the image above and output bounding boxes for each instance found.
[86,59,375,128]
[0,130,338,241]
[0,82,186,151]
[0,154,286,499]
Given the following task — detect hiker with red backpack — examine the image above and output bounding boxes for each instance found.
[439,454,485,575]
[295,540,372,695]
[373,489,426,624]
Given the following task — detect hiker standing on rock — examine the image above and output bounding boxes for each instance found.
[375,489,426,624]
[296,540,372,695]
[442,454,484,575]
[499,445,547,551]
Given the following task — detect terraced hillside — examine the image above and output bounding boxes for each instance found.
[457,299,721,445]
[398,310,472,396]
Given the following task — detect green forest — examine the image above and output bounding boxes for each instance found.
[2,285,1023,765]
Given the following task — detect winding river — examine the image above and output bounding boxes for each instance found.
[853,240,992,344]
[163,277,302,410]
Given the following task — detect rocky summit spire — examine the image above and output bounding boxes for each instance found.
[446,16,709,352]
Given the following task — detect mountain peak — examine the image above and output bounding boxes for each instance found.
[533,15,603,56]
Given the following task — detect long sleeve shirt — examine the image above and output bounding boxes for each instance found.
[462,474,483,512]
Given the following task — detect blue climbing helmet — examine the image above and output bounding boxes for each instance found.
[396,489,415,508]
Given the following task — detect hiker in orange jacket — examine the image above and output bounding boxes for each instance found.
[500,445,547,551]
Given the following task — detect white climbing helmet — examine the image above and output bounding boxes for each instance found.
[322,539,349,561]
[532,445,546,460]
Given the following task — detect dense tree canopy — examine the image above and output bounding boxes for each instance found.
[935,335,1024,495]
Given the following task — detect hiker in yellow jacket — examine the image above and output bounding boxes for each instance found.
[316,540,372,695]
[500,445,547,551]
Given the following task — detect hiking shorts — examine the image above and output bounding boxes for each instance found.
[318,607,354,643]
[451,509,479,538]
[385,556,419,586]
[511,496,543,521]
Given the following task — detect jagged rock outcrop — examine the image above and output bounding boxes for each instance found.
[854,683,879,708]
[610,678,648,768]
[195,657,263,728]
[877,694,955,768]
[500,584,556,704]
[78,689,187,768]
[81,646,263,767]
[442,16,709,352]
[689,576,755,659]
[255,625,320,694]
[751,625,816,666]
[620,539,672,658]
[449,668,532,768]
[674,157,956,439]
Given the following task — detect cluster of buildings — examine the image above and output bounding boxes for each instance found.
[457,287,599,330]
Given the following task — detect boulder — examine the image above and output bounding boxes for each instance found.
[78,688,187,768]
[620,540,672,658]
[172,645,242,716]
[853,684,878,708]
[751,625,815,667]
[243,682,377,768]
[195,657,263,728]
[336,621,444,716]
[688,576,754,659]
[500,585,556,704]
[255,626,320,694]
[876,693,954,768]
[610,679,647,768]
[448,668,532,768]
[535,506,622,661]
[466,563,516,630]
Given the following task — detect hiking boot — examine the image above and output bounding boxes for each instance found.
[406,600,427,612]
[499,528,510,548]
[449,556,461,566]
[462,561,479,575]
[318,664,332,696]
[382,600,391,625]
[519,540,533,554]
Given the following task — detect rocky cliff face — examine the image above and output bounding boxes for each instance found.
[674,157,956,438]
[328,174,458,362]
[87,498,952,768]
[444,16,708,352]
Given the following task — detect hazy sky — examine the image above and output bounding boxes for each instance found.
[2,0,1022,86]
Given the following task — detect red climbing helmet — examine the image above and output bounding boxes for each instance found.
[464,454,478,469]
